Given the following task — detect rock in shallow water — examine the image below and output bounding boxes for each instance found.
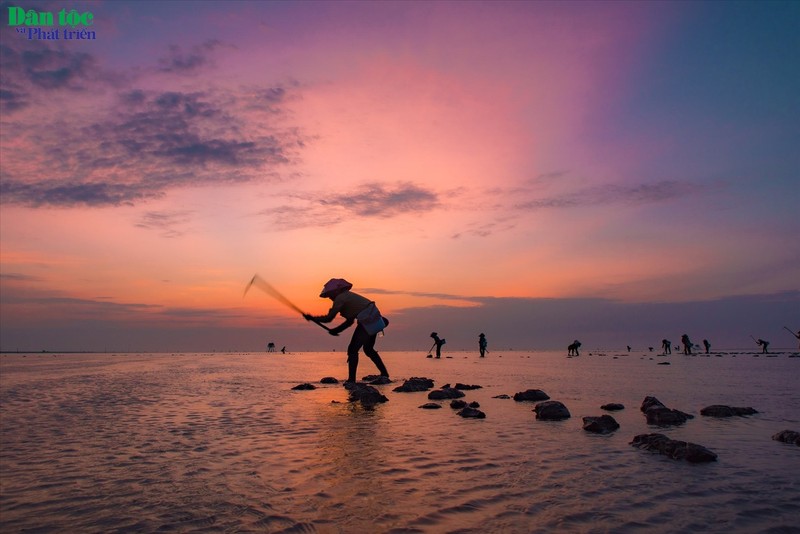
[454,383,482,390]
[700,405,758,417]
[533,400,570,420]
[347,383,388,405]
[772,429,800,446]
[393,377,435,392]
[630,433,717,463]
[319,377,338,384]
[513,389,550,402]
[457,406,486,419]
[601,403,625,411]
[450,400,467,409]
[419,402,442,409]
[640,396,693,426]
[292,383,316,390]
[428,387,465,400]
[583,415,620,434]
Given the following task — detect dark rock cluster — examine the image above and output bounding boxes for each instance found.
[583,415,619,434]
[640,396,694,425]
[772,429,800,446]
[700,405,758,417]
[346,383,388,405]
[393,377,435,392]
[428,387,465,400]
[513,389,550,402]
[533,400,570,420]
[630,433,718,463]
[292,383,316,390]
[601,403,625,411]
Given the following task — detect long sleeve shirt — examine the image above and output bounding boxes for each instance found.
[312,290,372,323]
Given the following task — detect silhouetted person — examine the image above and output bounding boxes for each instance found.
[305,278,389,383]
[662,339,671,354]
[756,338,769,354]
[568,340,581,356]
[478,333,488,357]
[267,342,275,352]
[281,346,286,354]
[703,339,711,354]
[681,334,692,355]
[627,345,631,352]
[430,332,445,358]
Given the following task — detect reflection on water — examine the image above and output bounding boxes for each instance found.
[1,351,798,532]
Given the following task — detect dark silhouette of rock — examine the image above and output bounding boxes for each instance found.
[292,383,316,390]
[583,415,620,434]
[393,377,435,392]
[657,362,671,365]
[454,383,482,390]
[450,400,467,409]
[533,400,571,420]
[601,403,625,411]
[640,396,667,412]
[320,377,338,384]
[513,389,550,402]
[640,396,694,426]
[369,376,392,385]
[428,387,465,400]
[457,406,486,419]
[347,383,388,405]
[772,430,800,446]
[700,405,758,417]
[468,401,480,408]
[493,394,511,399]
[419,403,442,409]
[630,433,718,463]
[645,407,693,425]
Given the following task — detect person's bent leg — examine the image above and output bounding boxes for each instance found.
[347,325,368,382]
[363,332,389,377]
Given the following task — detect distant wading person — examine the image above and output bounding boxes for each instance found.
[304,278,389,384]
[568,340,581,356]
[703,339,711,354]
[681,334,692,355]
[756,338,769,354]
[662,339,671,354]
[479,333,488,357]
[430,332,446,359]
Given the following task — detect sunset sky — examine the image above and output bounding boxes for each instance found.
[1,0,798,352]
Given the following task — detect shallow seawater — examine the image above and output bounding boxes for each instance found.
[1,350,798,533]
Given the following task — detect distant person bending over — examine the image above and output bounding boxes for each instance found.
[662,339,672,355]
[702,339,711,354]
[756,338,769,354]
[305,278,389,384]
[681,334,692,355]
[430,332,446,359]
[568,340,581,356]
[478,333,488,358]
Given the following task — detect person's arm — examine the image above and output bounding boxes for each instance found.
[327,318,355,336]
[305,296,345,323]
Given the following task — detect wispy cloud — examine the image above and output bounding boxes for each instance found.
[135,210,194,238]
[1,84,307,207]
[514,180,709,211]
[156,40,226,74]
[262,182,439,230]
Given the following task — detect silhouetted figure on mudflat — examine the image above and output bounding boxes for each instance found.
[703,339,711,354]
[681,334,692,355]
[478,333,488,357]
[430,332,445,359]
[756,338,770,354]
[568,340,581,356]
[267,342,276,352]
[662,339,672,354]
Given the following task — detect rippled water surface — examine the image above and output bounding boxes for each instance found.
[1,350,798,533]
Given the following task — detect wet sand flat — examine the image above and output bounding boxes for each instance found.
[1,350,799,533]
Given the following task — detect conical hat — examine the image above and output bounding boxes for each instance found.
[319,278,353,297]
